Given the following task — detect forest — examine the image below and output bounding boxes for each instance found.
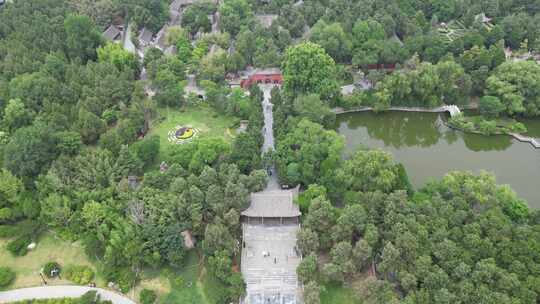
[0,0,539,304]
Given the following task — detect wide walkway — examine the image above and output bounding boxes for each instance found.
[240,84,302,304]
[0,286,136,304]
[242,224,301,304]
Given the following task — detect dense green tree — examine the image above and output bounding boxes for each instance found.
[218,0,253,36]
[293,94,335,126]
[303,281,321,304]
[334,149,406,195]
[3,98,33,132]
[75,108,106,144]
[297,253,318,283]
[230,132,262,174]
[97,43,139,75]
[181,3,215,35]
[275,119,343,186]
[297,228,320,255]
[282,42,340,101]
[309,20,352,63]
[479,95,505,118]
[4,124,58,181]
[64,15,102,62]
[304,196,336,250]
[0,169,23,223]
[485,60,540,116]
[203,222,236,256]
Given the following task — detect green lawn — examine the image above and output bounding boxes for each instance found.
[0,232,102,289]
[0,231,216,303]
[321,283,362,304]
[161,251,206,304]
[148,106,237,159]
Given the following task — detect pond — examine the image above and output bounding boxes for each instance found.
[334,112,540,208]
[519,117,540,139]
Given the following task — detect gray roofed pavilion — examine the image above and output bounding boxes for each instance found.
[138,28,154,46]
[242,191,301,218]
[103,25,121,41]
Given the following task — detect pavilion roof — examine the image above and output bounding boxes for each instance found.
[241,190,301,218]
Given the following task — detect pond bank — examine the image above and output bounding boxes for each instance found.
[332,105,462,117]
[509,133,540,148]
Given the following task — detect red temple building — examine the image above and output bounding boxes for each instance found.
[239,68,283,88]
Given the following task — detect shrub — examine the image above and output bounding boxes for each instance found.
[0,225,19,238]
[0,267,15,287]
[130,135,160,167]
[102,268,138,293]
[43,262,61,278]
[510,122,527,133]
[0,220,42,239]
[6,235,31,256]
[139,289,157,304]
[479,95,505,118]
[0,207,13,222]
[463,122,475,132]
[478,120,497,135]
[79,291,99,304]
[64,265,95,285]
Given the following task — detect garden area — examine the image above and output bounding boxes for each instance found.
[148,106,237,158]
[0,229,227,304]
[0,232,101,290]
[133,251,228,304]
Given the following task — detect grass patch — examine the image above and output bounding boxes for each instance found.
[200,267,229,304]
[160,251,207,304]
[0,232,102,289]
[321,282,362,304]
[148,106,237,159]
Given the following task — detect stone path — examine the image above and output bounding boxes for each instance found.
[509,133,540,148]
[259,84,280,190]
[0,286,136,304]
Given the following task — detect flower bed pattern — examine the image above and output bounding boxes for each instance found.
[168,126,199,144]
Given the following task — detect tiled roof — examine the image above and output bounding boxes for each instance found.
[103,25,121,41]
[241,190,301,218]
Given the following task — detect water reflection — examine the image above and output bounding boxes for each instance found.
[461,133,513,152]
[339,112,443,148]
[519,118,540,139]
[335,111,540,208]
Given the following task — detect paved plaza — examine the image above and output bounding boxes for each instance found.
[242,224,301,304]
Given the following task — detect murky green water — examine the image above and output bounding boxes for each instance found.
[519,118,540,139]
[334,112,540,208]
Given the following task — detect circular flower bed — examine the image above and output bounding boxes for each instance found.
[168,125,199,144]
[175,127,194,140]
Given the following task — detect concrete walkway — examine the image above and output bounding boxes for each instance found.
[509,133,540,148]
[0,286,136,304]
[259,84,280,190]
